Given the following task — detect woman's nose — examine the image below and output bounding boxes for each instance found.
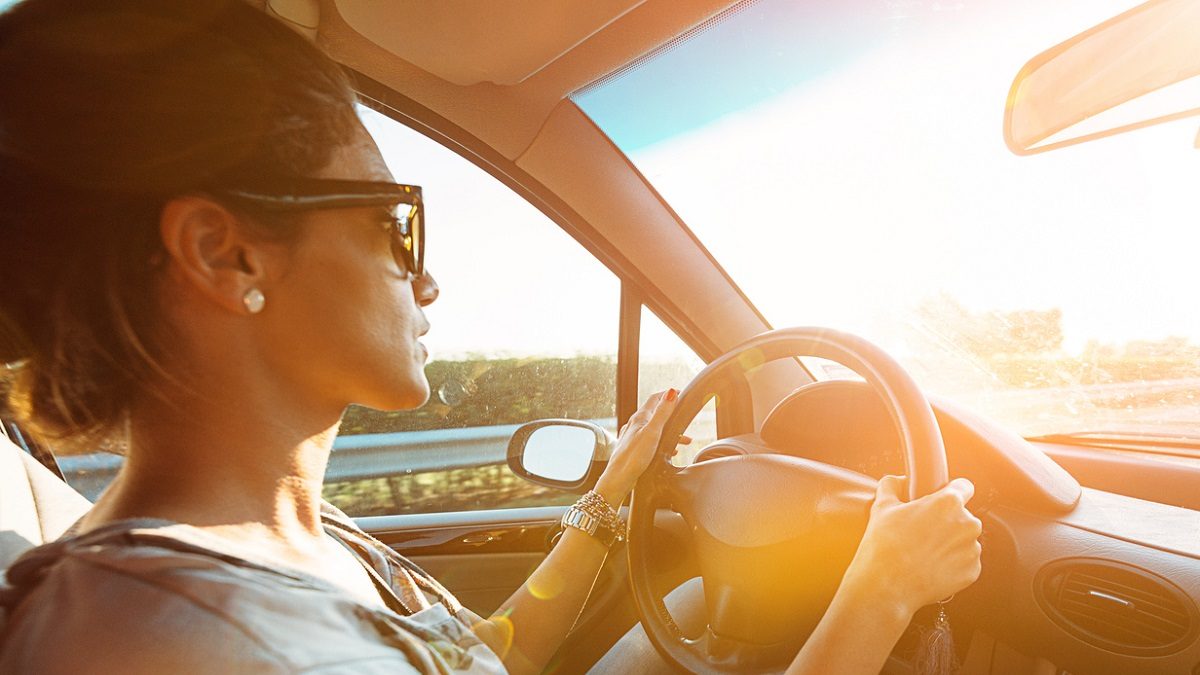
[414,271,439,307]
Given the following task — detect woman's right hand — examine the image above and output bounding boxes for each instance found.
[840,475,983,619]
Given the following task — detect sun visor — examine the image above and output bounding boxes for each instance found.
[331,0,644,86]
[1005,0,1200,155]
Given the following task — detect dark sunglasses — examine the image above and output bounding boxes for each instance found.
[219,178,425,277]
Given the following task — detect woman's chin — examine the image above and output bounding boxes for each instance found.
[342,365,431,412]
[368,378,431,412]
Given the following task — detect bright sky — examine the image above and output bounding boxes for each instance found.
[579,0,1200,355]
[360,107,623,360]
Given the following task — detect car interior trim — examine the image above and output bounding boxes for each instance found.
[1041,443,1200,511]
[616,283,643,429]
[1062,488,1200,560]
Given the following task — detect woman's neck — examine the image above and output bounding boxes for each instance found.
[83,390,343,544]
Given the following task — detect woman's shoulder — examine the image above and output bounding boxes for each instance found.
[0,522,424,674]
[1,531,294,673]
[318,503,466,616]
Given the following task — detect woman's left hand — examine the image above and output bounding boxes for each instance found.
[593,388,685,505]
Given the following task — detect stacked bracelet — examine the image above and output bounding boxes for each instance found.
[577,491,621,530]
[561,490,626,547]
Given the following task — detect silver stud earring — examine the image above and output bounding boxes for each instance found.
[242,288,265,314]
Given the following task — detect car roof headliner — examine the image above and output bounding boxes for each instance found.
[331,0,648,87]
[264,0,740,160]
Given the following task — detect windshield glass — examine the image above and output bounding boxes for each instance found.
[575,0,1200,439]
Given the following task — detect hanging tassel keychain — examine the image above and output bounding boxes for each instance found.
[914,600,959,675]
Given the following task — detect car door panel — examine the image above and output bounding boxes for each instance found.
[359,508,560,617]
[409,553,544,616]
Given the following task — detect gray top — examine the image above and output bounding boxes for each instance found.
[0,504,508,674]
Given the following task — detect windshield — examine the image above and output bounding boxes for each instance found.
[575,0,1200,439]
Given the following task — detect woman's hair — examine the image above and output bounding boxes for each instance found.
[0,0,358,450]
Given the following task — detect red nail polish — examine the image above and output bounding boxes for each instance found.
[666,388,678,402]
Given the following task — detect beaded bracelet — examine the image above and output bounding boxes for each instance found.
[576,490,621,529]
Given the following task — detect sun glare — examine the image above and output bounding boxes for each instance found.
[577,0,1200,436]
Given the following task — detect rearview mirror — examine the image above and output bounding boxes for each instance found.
[507,419,611,493]
[1006,0,1200,155]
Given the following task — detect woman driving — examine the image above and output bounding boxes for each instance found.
[0,1,982,673]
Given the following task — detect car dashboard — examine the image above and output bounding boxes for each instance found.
[687,380,1200,674]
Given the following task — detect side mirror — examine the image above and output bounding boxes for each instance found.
[507,419,611,493]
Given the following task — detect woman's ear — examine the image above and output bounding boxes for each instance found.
[158,196,269,315]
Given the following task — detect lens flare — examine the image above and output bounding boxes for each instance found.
[737,347,766,371]
[476,611,515,658]
[527,569,566,600]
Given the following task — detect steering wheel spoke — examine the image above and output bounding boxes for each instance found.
[657,460,704,515]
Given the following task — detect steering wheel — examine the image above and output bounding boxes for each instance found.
[627,327,949,673]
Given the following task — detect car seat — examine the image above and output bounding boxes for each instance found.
[0,435,91,571]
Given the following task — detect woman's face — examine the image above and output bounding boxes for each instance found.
[255,123,438,413]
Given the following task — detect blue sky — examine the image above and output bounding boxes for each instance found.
[575,0,899,152]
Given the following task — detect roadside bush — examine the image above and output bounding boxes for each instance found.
[340,356,616,435]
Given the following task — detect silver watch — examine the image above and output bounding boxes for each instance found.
[561,506,624,547]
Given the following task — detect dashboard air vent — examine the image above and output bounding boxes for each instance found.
[1036,559,1197,656]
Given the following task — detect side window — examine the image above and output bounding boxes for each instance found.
[323,106,620,517]
[637,307,716,466]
